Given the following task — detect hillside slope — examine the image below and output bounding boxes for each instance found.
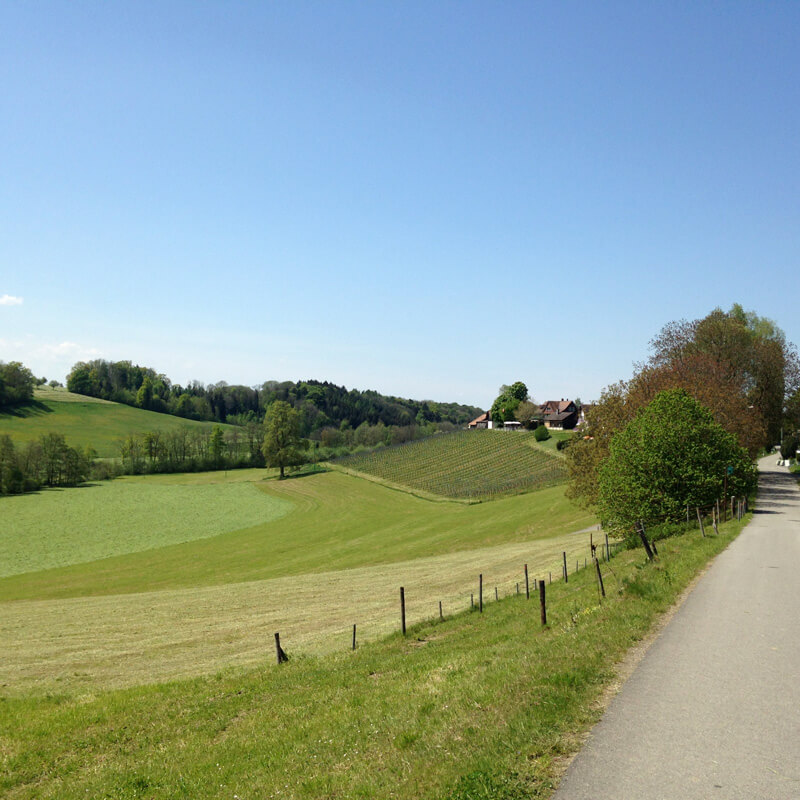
[334,429,567,499]
[0,386,239,458]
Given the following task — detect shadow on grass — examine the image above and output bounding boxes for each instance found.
[280,466,331,481]
[0,400,54,419]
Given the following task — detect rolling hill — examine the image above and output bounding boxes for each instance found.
[0,386,240,458]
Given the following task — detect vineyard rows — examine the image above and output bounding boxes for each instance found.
[334,429,567,499]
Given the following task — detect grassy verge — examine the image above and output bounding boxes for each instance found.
[0,514,749,799]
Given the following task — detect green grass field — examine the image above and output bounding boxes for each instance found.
[0,386,239,457]
[0,517,749,799]
[0,474,292,577]
[0,467,597,693]
[335,430,566,498]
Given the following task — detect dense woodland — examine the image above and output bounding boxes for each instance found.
[65,360,482,435]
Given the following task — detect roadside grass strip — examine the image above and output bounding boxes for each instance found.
[0,515,749,799]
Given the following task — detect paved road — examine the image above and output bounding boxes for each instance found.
[553,456,800,800]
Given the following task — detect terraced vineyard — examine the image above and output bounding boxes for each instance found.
[334,429,566,499]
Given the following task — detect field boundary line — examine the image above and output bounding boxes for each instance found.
[326,463,477,504]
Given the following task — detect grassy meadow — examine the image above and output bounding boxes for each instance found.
[335,429,566,499]
[0,406,753,798]
[0,386,238,457]
[0,469,595,602]
[1,515,750,799]
[1,424,593,696]
[1,467,597,694]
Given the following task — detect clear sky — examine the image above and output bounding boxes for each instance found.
[1,1,798,409]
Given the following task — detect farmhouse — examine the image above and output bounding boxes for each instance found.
[468,412,493,429]
[539,399,579,430]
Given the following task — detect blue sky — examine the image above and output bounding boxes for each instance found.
[1,1,798,409]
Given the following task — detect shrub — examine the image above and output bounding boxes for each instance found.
[598,388,757,532]
[534,425,551,442]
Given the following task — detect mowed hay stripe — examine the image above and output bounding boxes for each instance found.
[0,529,592,695]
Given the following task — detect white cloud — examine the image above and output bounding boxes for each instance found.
[0,338,102,381]
[0,294,23,306]
[40,341,102,359]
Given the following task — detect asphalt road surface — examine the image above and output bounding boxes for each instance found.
[553,456,800,800]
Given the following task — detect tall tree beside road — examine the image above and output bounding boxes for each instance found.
[262,400,308,479]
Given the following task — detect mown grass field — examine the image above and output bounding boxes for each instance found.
[335,429,566,498]
[0,386,238,457]
[0,466,597,694]
[0,516,749,799]
[0,473,292,577]
[0,470,594,603]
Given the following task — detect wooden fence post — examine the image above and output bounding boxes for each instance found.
[562,551,568,583]
[352,624,357,651]
[539,579,547,626]
[696,506,705,537]
[439,600,443,621]
[400,587,406,635]
[636,521,655,561]
[594,557,606,598]
[479,574,483,613]
[525,563,530,599]
[495,586,499,601]
[274,632,288,664]
[605,533,610,562]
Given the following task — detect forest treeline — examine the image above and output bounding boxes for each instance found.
[65,360,482,434]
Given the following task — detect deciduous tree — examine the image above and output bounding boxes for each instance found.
[262,401,308,478]
[597,389,757,532]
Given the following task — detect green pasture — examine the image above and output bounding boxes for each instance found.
[335,429,566,498]
[0,517,749,799]
[0,473,292,577]
[0,386,238,457]
[0,469,596,601]
[532,428,575,453]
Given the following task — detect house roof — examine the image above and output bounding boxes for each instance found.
[545,411,575,421]
[541,399,574,413]
[468,412,490,426]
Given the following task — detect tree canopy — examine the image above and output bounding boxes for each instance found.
[0,361,35,409]
[490,381,529,423]
[262,400,308,478]
[597,389,757,532]
[567,305,797,508]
